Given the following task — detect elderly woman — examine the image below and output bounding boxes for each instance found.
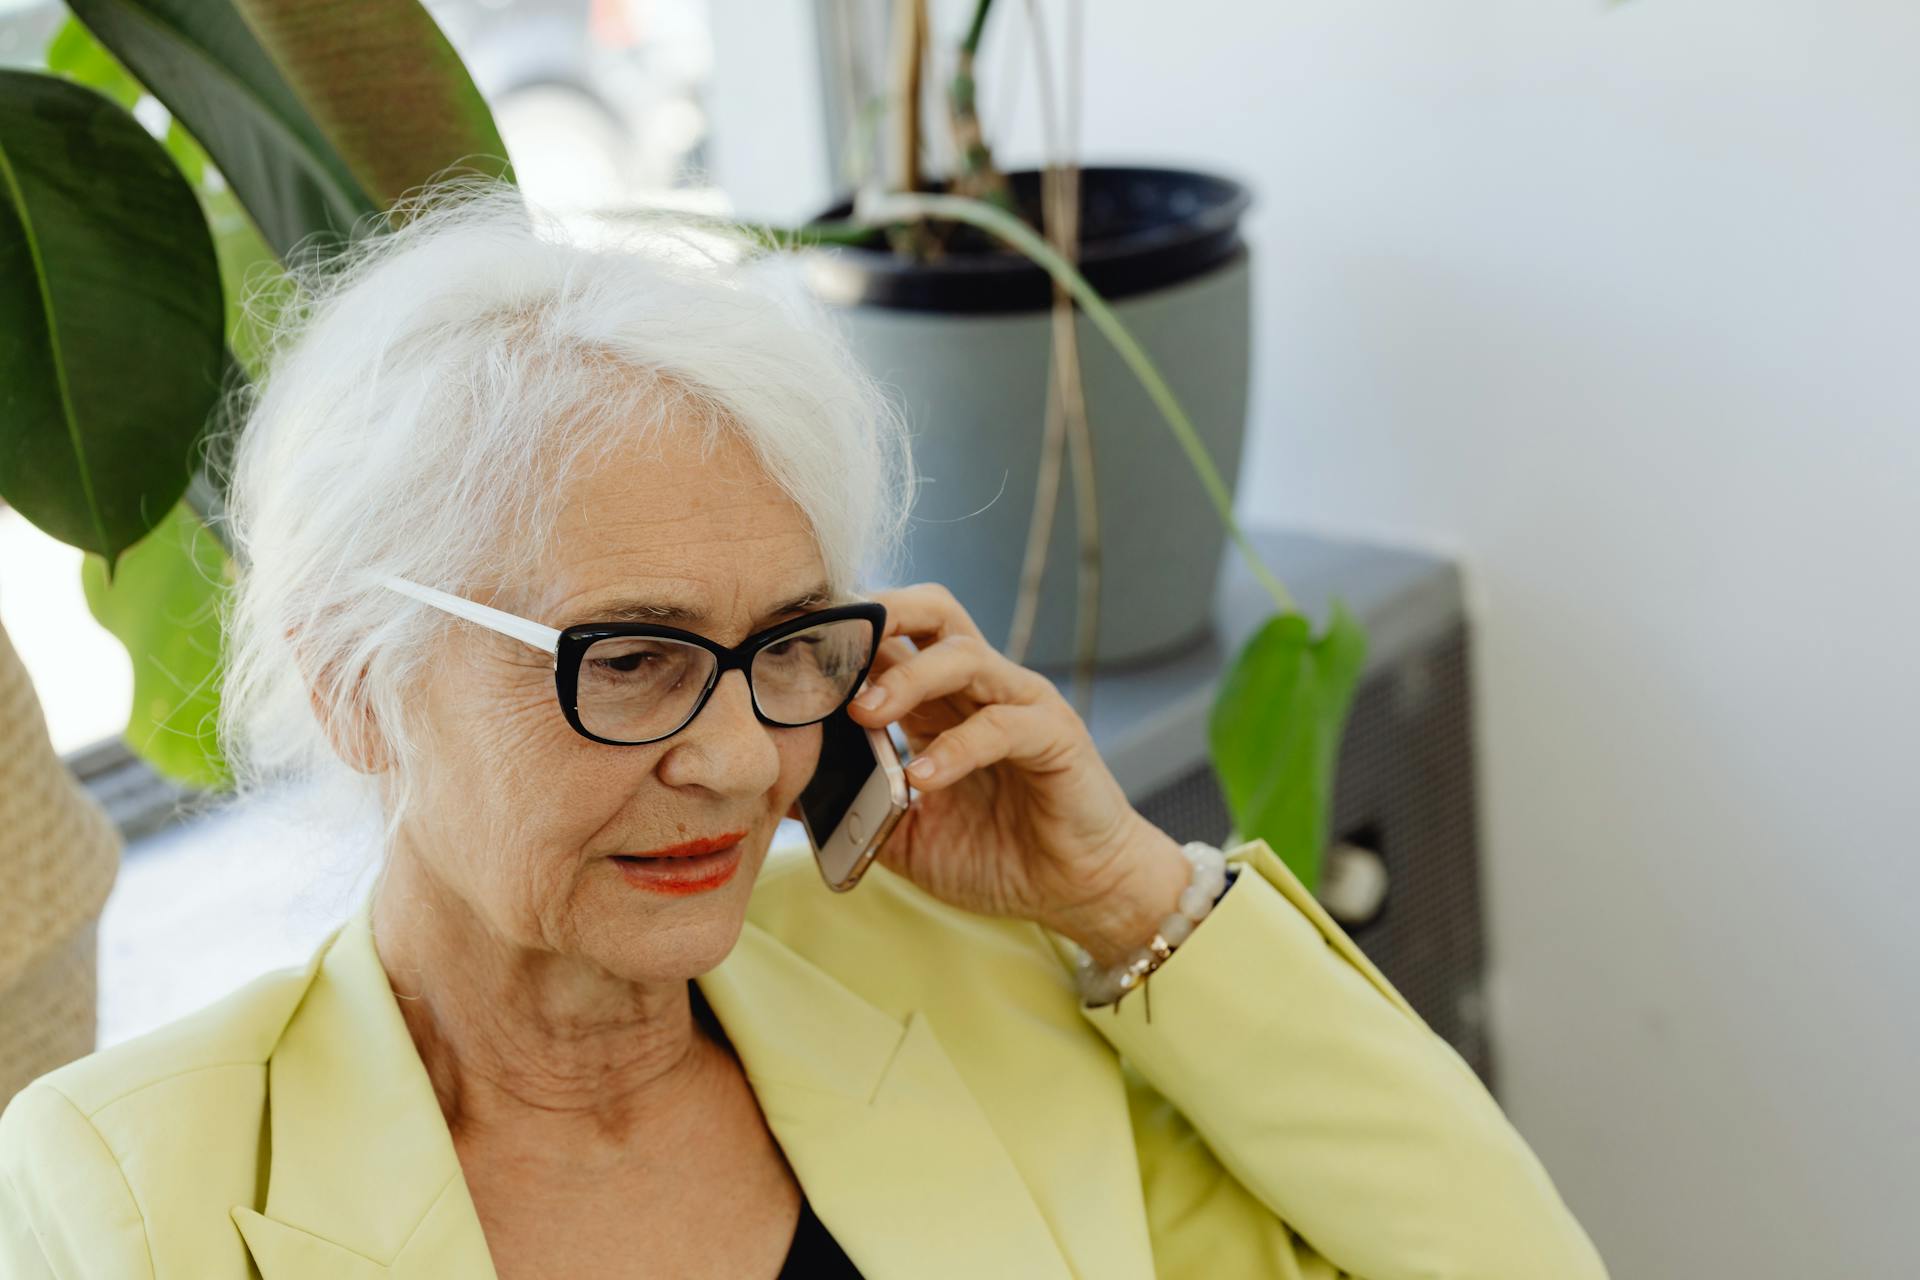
[0,184,1607,1279]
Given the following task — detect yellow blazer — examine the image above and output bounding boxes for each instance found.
[0,836,1609,1278]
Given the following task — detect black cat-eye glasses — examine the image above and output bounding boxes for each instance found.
[381,577,886,747]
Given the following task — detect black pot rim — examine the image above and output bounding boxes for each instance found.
[802,164,1253,314]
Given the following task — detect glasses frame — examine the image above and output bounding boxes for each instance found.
[380,576,887,747]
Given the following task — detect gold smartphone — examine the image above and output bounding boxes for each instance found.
[793,704,911,891]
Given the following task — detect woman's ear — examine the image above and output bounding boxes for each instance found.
[288,625,390,775]
[307,669,390,775]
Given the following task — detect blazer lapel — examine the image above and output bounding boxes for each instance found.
[694,921,1078,1280]
[231,899,499,1280]
[232,892,1075,1280]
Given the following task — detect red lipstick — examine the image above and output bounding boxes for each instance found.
[610,830,748,896]
[620,830,749,859]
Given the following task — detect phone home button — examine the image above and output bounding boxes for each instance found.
[847,812,864,843]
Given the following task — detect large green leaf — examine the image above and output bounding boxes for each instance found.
[43,17,273,378]
[1207,600,1369,892]
[232,0,514,208]
[80,498,233,789]
[63,0,375,259]
[66,0,512,264]
[0,69,225,570]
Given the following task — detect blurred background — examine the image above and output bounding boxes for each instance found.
[3,3,1915,1277]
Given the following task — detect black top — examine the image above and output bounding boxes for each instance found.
[777,1192,862,1278]
[685,982,862,1275]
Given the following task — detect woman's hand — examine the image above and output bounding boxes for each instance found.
[831,583,1193,968]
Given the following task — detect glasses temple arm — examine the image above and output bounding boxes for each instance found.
[379,576,563,654]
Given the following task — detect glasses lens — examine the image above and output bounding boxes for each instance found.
[751,617,874,725]
[576,636,716,743]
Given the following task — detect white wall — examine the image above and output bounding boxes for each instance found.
[951,2,1918,1276]
[706,1,838,222]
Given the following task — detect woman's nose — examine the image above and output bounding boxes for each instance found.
[660,667,781,788]
[704,665,764,724]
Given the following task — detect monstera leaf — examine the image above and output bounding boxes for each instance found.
[1208,600,1369,892]
[0,69,225,571]
[80,500,233,789]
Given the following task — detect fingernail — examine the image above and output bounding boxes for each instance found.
[907,757,935,778]
[855,684,887,709]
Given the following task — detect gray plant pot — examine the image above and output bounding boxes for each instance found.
[803,166,1253,673]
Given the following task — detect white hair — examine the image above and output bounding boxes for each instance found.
[204,176,917,860]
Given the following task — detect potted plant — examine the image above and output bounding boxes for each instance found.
[799,0,1257,682]
[0,0,1365,1093]
[805,165,1254,676]
[756,0,1367,901]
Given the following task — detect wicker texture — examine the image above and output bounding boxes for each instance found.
[0,615,121,1102]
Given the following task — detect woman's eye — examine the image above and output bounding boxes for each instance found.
[764,637,818,659]
[601,653,649,673]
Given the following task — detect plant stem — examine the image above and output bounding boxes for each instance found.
[1004,0,1098,717]
[961,0,996,56]
[945,0,1017,223]
[887,0,925,195]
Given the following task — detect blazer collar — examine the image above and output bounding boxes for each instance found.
[231,889,1077,1279]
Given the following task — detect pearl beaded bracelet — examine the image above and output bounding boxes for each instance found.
[1073,840,1235,1018]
